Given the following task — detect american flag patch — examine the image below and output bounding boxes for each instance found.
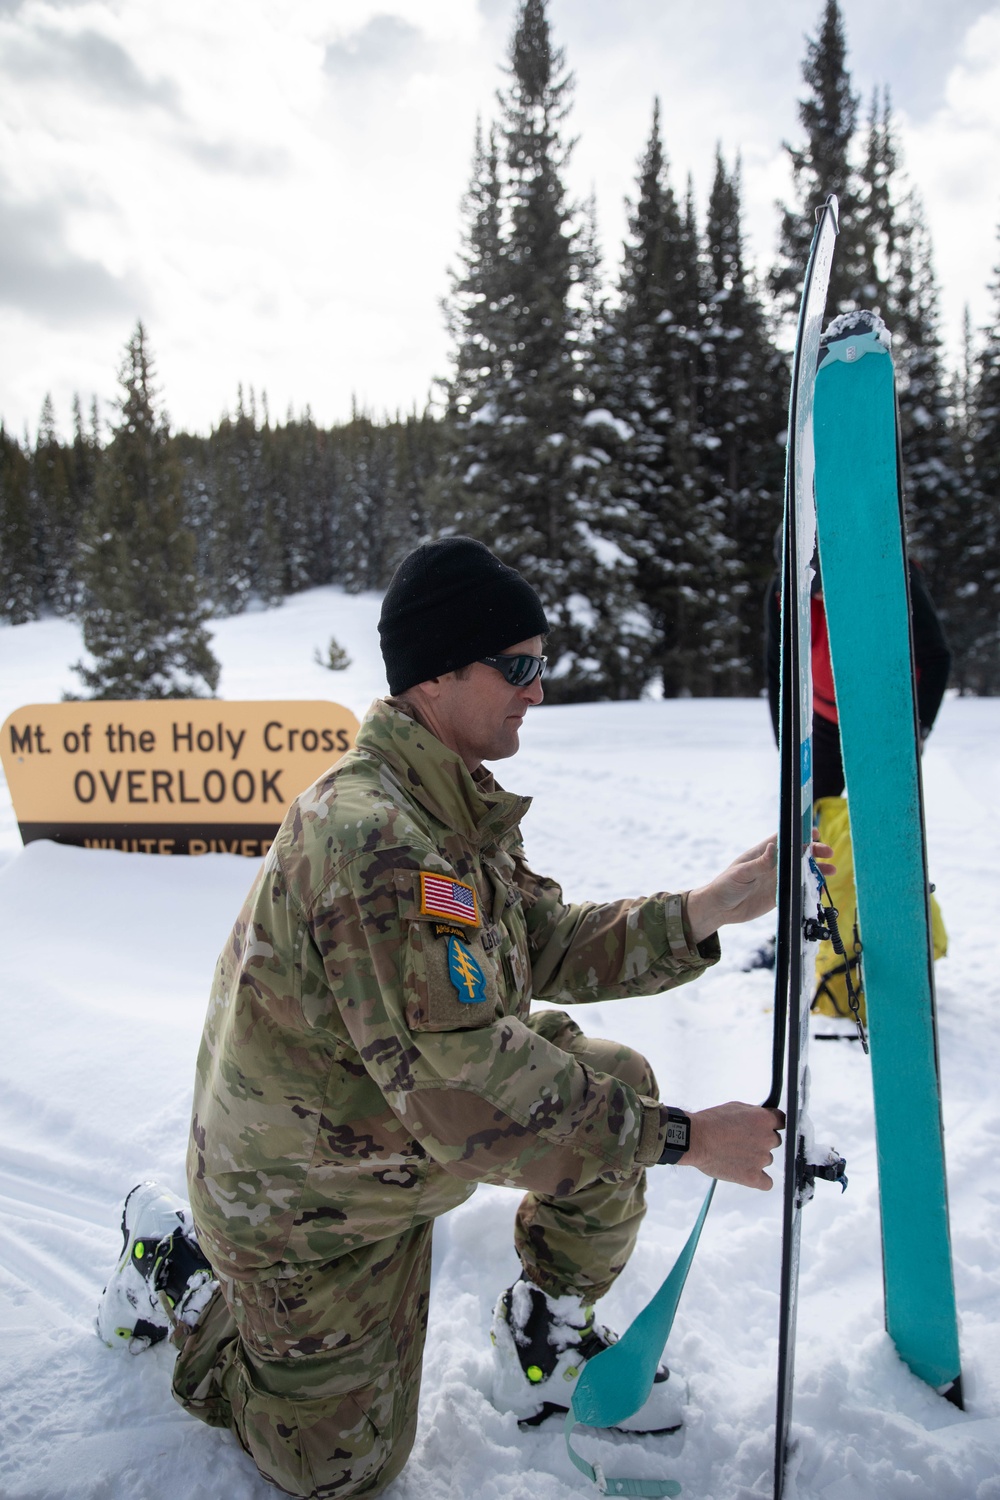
[420,872,479,925]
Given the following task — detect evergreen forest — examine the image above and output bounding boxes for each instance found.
[2,0,999,700]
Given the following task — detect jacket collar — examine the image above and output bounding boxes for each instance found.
[354,698,530,846]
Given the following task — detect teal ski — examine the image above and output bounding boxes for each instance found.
[813,311,962,1402]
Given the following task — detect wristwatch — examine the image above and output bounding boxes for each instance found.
[658,1108,692,1165]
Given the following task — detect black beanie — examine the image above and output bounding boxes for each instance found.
[378,537,549,694]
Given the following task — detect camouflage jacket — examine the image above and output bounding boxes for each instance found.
[188,699,720,1276]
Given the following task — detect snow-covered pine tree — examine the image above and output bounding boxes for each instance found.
[771,0,870,320]
[950,307,978,573]
[72,322,219,699]
[31,395,77,615]
[265,411,338,596]
[0,426,36,624]
[391,409,439,569]
[855,86,897,308]
[952,307,976,471]
[486,0,599,688]
[701,147,788,692]
[964,227,1000,691]
[67,395,99,600]
[335,405,422,594]
[887,193,972,683]
[437,0,632,700]
[565,193,659,702]
[196,387,283,614]
[434,117,508,533]
[595,99,726,697]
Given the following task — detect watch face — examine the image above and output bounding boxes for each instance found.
[665,1117,689,1149]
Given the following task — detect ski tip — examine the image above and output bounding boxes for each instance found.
[818,310,891,368]
[815,193,840,232]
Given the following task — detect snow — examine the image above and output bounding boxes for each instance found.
[1,588,999,1500]
[576,522,634,573]
[582,409,635,443]
[822,311,893,351]
[564,591,598,631]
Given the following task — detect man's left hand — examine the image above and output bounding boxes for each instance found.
[686,835,835,944]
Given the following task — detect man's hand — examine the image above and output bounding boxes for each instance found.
[686,834,835,943]
[683,1102,785,1190]
[686,837,777,942]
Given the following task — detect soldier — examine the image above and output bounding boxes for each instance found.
[98,537,817,1500]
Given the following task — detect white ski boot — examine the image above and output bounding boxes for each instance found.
[96,1181,216,1352]
[490,1277,686,1432]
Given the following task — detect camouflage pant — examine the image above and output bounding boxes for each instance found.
[173,1013,657,1499]
[517,1010,658,1302]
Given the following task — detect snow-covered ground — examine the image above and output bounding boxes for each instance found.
[1,587,999,1500]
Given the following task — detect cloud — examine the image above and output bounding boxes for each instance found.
[323,14,426,77]
[839,0,997,120]
[0,183,141,323]
[0,23,179,109]
[475,0,511,23]
[0,0,91,11]
[183,136,289,177]
[901,9,1000,351]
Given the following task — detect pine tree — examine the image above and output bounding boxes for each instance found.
[66,395,99,599]
[392,409,440,564]
[564,193,659,702]
[0,426,37,624]
[950,306,978,549]
[595,100,730,697]
[437,0,632,699]
[888,195,966,665]
[487,0,586,582]
[772,0,871,319]
[952,307,976,459]
[964,226,1000,691]
[73,322,219,698]
[701,148,789,691]
[265,412,338,596]
[31,395,77,614]
[855,87,897,307]
[200,387,282,613]
[335,406,399,592]
[434,117,508,533]
[576,193,607,360]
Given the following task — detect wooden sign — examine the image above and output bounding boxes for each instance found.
[1,700,359,856]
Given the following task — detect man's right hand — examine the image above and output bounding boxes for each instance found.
[682,1102,785,1190]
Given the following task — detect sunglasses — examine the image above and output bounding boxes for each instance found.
[478,652,547,687]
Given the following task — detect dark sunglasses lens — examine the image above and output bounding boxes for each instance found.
[505,655,543,686]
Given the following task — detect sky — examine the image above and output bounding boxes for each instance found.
[1,0,998,442]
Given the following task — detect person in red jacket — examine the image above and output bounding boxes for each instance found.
[763,551,951,1021]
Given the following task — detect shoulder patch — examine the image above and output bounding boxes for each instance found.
[432,922,471,942]
[420,871,479,926]
[447,936,487,1003]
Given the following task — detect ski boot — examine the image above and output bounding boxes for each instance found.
[96,1181,217,1352]
[490,1277,685,1433]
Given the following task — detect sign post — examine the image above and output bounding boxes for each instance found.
[1,701,360,856]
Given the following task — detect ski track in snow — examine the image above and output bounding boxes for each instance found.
[1,588,999,1499]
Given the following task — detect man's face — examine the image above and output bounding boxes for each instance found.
[422,636,545,771]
